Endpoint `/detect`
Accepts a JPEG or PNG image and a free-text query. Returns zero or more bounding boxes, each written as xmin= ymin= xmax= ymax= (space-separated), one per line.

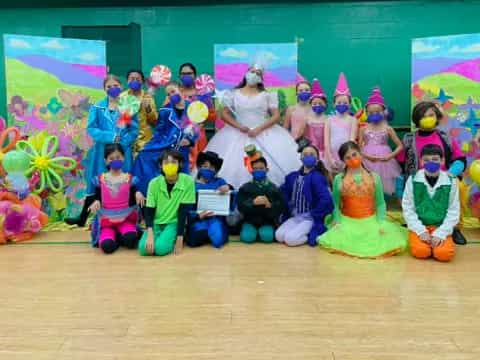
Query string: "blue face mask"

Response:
xmin=302 ymin=155 xmax=317 ymax=168
xmin=297 ymin=92 xmax=311 ymax=102
xmin=424 ymin=161 xmax=441 ymax=174
xmin=336 ymin=104 xmax=350 ymax=114
xmin=109 ymin=159 xmax=124 ymax=171
xmin=252 ymin=169 xmax=267 ymax=182
xmin=180 ymin=75 xmax=195 ymax=87
xmin=198 ymin=168 xmax=215 ymax=181
xmin=128 ymin=80 xmax=142 ymax=91
xmin=312 ymin=105 xmax=326 ymax=115
xmin=367 ymin=113 xmax=384 ymax=124
xmin=107 ymin=87 xmax=121 ymax=99
xmin=170 ymin=93 xmax=182 ymax=106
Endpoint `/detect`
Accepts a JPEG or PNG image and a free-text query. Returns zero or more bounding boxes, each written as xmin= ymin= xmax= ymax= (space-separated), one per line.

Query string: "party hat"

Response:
xmin=334 ymin=72 xmax=351 ymax=97
xmin=366 ymin=87 xmax=385 ymax=107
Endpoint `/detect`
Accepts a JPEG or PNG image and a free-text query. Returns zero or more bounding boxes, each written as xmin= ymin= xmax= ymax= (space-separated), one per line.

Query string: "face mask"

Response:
xmin=107 ymin=87 xmax=121 ymax=99
xmin=246 ymin=72 xmax=261 ymax=86
xmin=302 ymin=155 xmax=317 ymax=168
xmin=297 ymin=92 xmax=311 ymax=102
xmin=169 ymin=93 xmax=182 ymax=106
xmin=368 ymin=113 xmax=384 ymax=124
xmin=424 ymin=161 xmax=441 ymax=174
xmin=180 ymin=75 xmax=195 ymax=87
xmin=109 ymin=159 xmax=124 ymax=171
xmin=252 ymin=169 xmax=267 ymax=182
xmin=162 ymin=163 xmax=179 ymax=177
xmin=336 ymin=104 xmax=350 ymax=114
xmin=128 ymin=80 xmax=142 ymax=91
xmin=419 ymin=116 xmax=437 ymax=130
xmin=312 ymin=105 xmax=326 ymax=115
xmin=345 ymin=157 xmax=362 ymax=169
xmin=198 ymin=168 xmax=215 ymax=181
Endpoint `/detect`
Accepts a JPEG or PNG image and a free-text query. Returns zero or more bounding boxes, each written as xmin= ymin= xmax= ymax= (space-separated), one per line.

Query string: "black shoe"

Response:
xmin=452 ymin=228 xmax=467 ymax=245
xmin=64 ymin=217 xmax=87 ymax=227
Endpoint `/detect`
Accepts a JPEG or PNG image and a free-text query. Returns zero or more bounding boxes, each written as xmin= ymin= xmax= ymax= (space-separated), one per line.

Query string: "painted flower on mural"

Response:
xmin=47 ymin=97 xmax=63 ymax=114
xmin=8 ymin=96 xmax=28 ymax=117
xmin=57 ymin=89 xmax=90 ymax=122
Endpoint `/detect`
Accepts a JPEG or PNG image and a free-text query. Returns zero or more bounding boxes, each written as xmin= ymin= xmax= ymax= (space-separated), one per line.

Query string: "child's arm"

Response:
xmin=373 ymin=173 xmax=386 ymax=223
xmin=432 ymin=178 xmax=460 ymax=241
xmin=237 ymin=186 xmax=262 ymax=215
xmin=145 ymin=95 xmax=159 ymax=127
xmin=283 ymin=106 xmax=293 ymax=131
xmin=401 ymin=176 xmax=428 ymax=235
xmin=331 ymin=174 xmax=343 ymax=224
xmin=269 ymin=185 xmax=286 ymax=220
xmin=385 ymin=126 xmax=404 ymax=161
xmin=324 ymin=119 xmax=334 ymax=167
xmin=349 ymin=116 xmax=358 ymax=142
xmin=87 ymin=105 xmax=116 ymax=143
xmin=358 ymin=126 xmax=375 ymax=162
xmin=310 ymin=173 xmax=334 ymax=221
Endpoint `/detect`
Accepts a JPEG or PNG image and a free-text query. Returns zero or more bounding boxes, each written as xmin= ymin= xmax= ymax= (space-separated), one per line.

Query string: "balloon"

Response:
xmin=6 ymin=173 xmax=30 ymax=196
xmin=2 ymin=150 xmax=30 ymax=174
xmin=351 ymin=97 xmax=363 ymax=113
xmin=195 ymin=74 xmax=215 ymax=95
xmin=469 ymin=160 xmax=480 ymax=185
xmin=187 ymin=101 xmax=209 ymax=124
xmin=150 ymin=65 xmax=171 ymax=87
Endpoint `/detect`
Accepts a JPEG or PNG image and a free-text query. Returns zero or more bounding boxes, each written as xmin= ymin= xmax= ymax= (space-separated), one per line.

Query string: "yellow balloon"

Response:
xmin=469 ymin=160 xmax=480 ymax=185
xmin=187 ymin=101 xmax=209 ymax=124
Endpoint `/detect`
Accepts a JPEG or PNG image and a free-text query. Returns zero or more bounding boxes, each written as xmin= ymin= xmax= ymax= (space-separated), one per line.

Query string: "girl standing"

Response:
xmin=283 ymin=81 xmax=313 ymax=141
xmin=359 ymin=87 xmax=403 ymax=195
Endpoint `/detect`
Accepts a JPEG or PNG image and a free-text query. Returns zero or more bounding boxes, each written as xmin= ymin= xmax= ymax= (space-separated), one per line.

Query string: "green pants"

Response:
xmin=138 ymin=223 xmax=177 ymax=256
xmin=240 ymin=223 xmax=275 ymax=243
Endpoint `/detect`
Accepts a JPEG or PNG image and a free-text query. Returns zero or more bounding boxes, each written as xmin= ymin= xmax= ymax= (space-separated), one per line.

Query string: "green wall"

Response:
xmin=1 ymin=0 xmax=480 ymax=126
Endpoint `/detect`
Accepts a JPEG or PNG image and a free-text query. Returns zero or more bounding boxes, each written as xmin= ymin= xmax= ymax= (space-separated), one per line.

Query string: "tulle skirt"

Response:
xmin=206 ymin=125 xmax=301 ymax=189
xmin=362 ymin=144 xmax=402 ymax=195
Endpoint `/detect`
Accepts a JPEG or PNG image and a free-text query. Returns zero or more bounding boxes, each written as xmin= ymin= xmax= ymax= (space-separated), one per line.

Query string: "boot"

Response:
xmin=65 ymin=195 xmax=95 ymax=227
xmin=452 ymin=227 xmax=467 ymax=245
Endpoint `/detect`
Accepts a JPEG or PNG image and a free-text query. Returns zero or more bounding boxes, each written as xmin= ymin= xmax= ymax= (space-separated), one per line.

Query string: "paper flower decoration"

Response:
xmin=118 ymin=94 xmax=141 ymax=127
xmin=16 ymin=134 xmax=77 ymax=194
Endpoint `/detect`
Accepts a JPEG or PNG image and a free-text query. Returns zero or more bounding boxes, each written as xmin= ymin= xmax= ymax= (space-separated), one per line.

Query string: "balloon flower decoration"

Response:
xmin=118 ymin=94 xmax=141 ymax=127
xmin=0 ymin=127 xmax=22 ymax=177
xmin=2 ymin=150 xmax=31 ymax=199
xmin=147 ymin=64 xmax=172 ymax=95
xmin=16 ymin=134 xmax=77 ymax=194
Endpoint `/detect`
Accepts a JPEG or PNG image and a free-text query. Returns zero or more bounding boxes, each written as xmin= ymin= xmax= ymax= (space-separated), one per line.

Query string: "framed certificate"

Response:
xmin=197 ymin=190 xmax=231 ymax=216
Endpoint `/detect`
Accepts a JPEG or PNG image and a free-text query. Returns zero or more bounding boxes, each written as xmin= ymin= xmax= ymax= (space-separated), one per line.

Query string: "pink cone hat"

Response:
xmin=310 ymin=78 xmax=327 ymax=101
xmin=366 ymin=87 xmax=385 ymax=107
xmin=334 ymin=72 xmax=351 ymax=98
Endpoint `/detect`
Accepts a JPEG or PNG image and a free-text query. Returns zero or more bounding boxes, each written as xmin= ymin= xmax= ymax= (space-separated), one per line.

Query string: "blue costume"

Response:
xmin=187 ymin=177 xmax=231 ymax=249
xmin=133 ymin=103 xmax=197 ymax=196
xmin=84 ymin=98 xmax=139 ymax=196
xmin=279 ymin=169 xmax=333 ymax=246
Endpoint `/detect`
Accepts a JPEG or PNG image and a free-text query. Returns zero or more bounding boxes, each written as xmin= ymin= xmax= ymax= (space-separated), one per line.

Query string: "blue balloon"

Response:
xmin=6 ymin=172 xmax=30 ymax=195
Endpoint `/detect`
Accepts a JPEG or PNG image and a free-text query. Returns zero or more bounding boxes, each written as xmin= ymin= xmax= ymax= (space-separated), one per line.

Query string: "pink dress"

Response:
xmin=288 ymin=105 xmax=312 ymax=139
xmin=362 ymin=128 xmax=401 ymax=195
xmin=305 ymin=120 xmax=328 ymax=168
xmin=329 ymin=114 xmax=356 ymax=167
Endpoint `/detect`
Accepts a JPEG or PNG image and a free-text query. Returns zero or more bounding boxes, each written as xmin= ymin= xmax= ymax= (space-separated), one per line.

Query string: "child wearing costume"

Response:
xmin=359 ymin=87 xmax=403 ymax=195
xmin=325 ymin=73 xmax=358 ymax=173
xmin=65 ymin=75 xmax=139 ymax=227
xmin=283 ymin=80 xmax=313 ymax=141
xmin=317 ymin=141 xmax=406 ymax=258
xmin=139 ymin=149 xmax=196 ymax=256
xmin=237 ymin=154 xmax=285 ymax=244
xmin=187 ymin=151 xmax=231 ymax=249
xmin=133 ymin=81 xmax=196 ymax=197
xmin=398 ymin=101 xmax=467 ymax=245
xmin=276 ymin=145 xmax=333 ymax=247
xmin=89 ymin=144 xmax=145 ymax=254
xmin=402 ymin=144 xmax=459 ymax=262
xmin=304 ymin=79 xmax=329 ymax=167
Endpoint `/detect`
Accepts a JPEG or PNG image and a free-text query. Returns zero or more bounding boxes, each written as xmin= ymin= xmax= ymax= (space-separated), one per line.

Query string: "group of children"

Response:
xmin=67 ymin=66 xmax=465 ymax=262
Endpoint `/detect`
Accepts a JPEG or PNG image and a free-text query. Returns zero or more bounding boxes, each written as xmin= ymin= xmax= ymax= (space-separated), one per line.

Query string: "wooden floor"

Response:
xmin=1 ymin=229 xmax=480 ymax=360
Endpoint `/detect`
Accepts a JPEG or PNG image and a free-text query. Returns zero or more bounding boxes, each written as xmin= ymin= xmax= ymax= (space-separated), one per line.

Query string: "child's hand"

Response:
xmin=135 ymin=192 xmax=146 ymax=207
xmin=199 ymin=210 xmax=215 ymax=219
xmin=247 ymin=127 xmax=262 ymax=138
xmin=174 ymin=235 xmax=184 ymax=255
xmin=431 ymin=236 xmax=444 ymax=248
xmin=217 ymin=185 xmax=230 ymax=194
xmin=419 ymin=232 xmax=431 ymax=243
xmin=264 ymin=198 xmax=272 ymax=208
xmin=179 ymin=139 xmax=190 ymax=147
xmin=145 ymin=229 xmax=155 ymax=255
xmin=88 ymin=200 xmax=101 ymax=214
xmin=239 ymin=125 xmax=250 ymax=134
xmin=253 ymin=196 xmax=266 ymax=206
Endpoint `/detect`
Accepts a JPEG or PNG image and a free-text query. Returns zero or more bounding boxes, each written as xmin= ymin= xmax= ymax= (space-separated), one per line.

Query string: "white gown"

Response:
xmin=207 ymin=89 xmax=301 ymax=189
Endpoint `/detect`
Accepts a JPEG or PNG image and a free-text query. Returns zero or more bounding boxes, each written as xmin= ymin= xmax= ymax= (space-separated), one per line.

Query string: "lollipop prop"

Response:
xmin=118 ymin=94 xmax=141 ymax=127
xmin=148 ymin=65 xmax=172 ymax=95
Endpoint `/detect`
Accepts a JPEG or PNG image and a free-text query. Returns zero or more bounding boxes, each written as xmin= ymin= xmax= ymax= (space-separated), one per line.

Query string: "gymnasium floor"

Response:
xmin=1 ymin=227 xmax=480 ymax=360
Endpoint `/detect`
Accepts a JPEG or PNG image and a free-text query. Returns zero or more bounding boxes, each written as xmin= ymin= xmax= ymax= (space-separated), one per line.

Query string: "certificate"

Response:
xmin=197 ymin=190 xmax=231 ymax=216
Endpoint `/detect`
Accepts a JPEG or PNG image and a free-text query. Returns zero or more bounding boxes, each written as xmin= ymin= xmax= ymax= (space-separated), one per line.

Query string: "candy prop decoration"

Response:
xmin=469 ymin=159 xmax=480 ymax=185
xmin=16 ymin=134 xmax=77 ymax=194
xmin=118 ymin=94 xmax=140 ymax=127
xmin=187 ymin=101 xmax=209 ymax=124
xmin=150 ymin=65 xmax=172 ymax=87
xmin=195 ymin=74 xmax=215 ymax=95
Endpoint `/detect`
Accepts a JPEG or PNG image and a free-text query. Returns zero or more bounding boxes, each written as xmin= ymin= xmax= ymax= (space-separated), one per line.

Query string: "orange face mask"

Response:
xmin=345 ymin=157 xmax=362 ymax=169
